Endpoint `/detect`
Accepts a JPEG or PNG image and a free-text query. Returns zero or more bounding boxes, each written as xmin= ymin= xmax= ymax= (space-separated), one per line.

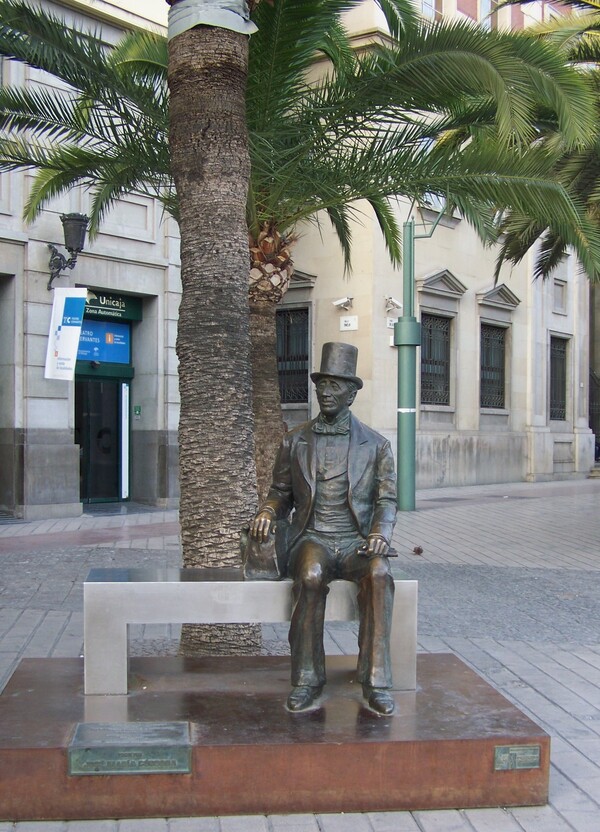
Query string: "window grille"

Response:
xmin=421 ymin=314 xmax=451 ymax=405
xmin=480 ymin=324 xmax=505 ymax=408
xmin=276 ymin=308 xmax=309 ymax=404
xmin=550 ymin=337 xmax=567 ymax=420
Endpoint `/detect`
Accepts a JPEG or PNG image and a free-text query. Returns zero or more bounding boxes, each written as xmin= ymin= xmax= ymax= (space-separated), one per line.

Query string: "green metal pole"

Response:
xmin=394 ymin=219 xmax=420 ymax=511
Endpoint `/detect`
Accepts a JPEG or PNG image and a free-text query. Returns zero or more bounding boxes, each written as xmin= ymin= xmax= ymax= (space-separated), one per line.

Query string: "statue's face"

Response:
xmin=315 ymin=376 xmax=357 ymax=419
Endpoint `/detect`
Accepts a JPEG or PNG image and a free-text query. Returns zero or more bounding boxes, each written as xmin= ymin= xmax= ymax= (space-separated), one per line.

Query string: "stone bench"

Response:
xmin=83 ymin=566 xmax=418 ymax=695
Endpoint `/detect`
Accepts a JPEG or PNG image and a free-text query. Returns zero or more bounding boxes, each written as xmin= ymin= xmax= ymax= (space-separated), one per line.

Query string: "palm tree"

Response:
xmin=245 ymin=0 xmax=600 ymax=491
xmin=1 ymin=0 xmax=600 ymax=549
xmin=166 ymin=1 xmax=261 ymax=653
xmin=480 ymin=0 xmax=600 ymax=279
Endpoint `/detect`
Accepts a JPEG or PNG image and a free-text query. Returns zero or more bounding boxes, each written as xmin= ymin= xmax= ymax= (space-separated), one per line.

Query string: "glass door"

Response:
xmin=75 ymin=379 xmax=130 ymax=502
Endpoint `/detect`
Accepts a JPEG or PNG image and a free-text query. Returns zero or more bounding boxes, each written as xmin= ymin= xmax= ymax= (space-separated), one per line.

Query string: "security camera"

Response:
xmin=332 ymin=296 xmax=353 ymax=310
xmin=385 ymin=296 xmax=403 ymax=313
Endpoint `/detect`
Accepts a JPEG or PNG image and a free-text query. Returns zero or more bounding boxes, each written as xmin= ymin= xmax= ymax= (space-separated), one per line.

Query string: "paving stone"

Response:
xmin=0 ymin=607 xmax=22 ymax=635
xmin=219 ymin=817 xmax=268 ymax=832
xmin=327 ymin=622 xmax=360 ymax=654
xmin=411 ymin=809 xmax=472 ymax=831
xmin=549 ymin=767 xmax=600 ymax=816
xmin=575 ymin=737 xmax=600 ymax=765
xmin=2 ymin=608 xmax=45 ymax=650
xmin=415 ymin=635 xmax=447 ymax=653
xmin=551 ymin=737 xmax=600 ymax=791
xmin=22 ymin=611 xmax=71 ymax=657
xmin=118 ymin=821 xmax=167 ymax=832
xmin=548 ymin=810 xmax=600 ymax=832
xmin=317 ymin=814 xmax=372 ymax=832
xmin=510 ymin=804 xmax=575 ymax=831
xmin=323 ymin=630 xmax=344 ymax=654
xmin=167 ymin=820 xmax=219 ymax=832
xmin=51 ymin=612 xmax=85 ymax=657
xmin=462 ymin=807 xmax=523 ymax=831
xmin=367 ymin=812 xmax=420 ymax=831
xmin=537 ymin=643 xmax=600 ymax=685
xmin=0 ymin=652 xmax=18 ymax=692
xmin=269 ymin=815 xmax=320 ymax=831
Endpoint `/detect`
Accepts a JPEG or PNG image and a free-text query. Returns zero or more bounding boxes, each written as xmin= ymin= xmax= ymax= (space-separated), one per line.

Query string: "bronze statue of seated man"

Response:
xmin=250 ymin=342 xmax=397 ymax=714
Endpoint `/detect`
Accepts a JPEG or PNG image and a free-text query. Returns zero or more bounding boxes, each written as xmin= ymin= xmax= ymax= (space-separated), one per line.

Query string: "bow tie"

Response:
xmin=312 ymin=415 xmax=350 ymax=435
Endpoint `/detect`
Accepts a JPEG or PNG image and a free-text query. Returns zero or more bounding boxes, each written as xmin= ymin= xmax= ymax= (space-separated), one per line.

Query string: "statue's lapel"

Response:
xmin=348 ymin=414 xmax=370 ymax=489
xmin=297 ymin=420 xmax=317 ymax=486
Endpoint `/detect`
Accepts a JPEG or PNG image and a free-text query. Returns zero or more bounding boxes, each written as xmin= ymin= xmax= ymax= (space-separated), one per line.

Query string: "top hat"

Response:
xmin=310 ymin=342 xmax=363 ymax=389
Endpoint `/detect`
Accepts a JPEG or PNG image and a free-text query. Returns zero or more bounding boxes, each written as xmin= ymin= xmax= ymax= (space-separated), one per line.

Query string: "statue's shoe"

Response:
xmin=363 ymin=686 xmax=395 ymax=715
xmin=286 ymin=685 xmax=323 ymax=712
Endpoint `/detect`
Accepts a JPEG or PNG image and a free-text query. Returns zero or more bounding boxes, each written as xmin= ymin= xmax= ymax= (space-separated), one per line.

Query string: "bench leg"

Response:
xmin=84 ymin=597 xmax=128 ymax=695
xmin=390 ymin=581 xmax=417 ymax=690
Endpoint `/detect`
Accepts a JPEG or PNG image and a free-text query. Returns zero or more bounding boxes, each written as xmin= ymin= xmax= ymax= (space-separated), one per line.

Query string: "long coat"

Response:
xmin=262 ymin=413 xmax=397 ymax=555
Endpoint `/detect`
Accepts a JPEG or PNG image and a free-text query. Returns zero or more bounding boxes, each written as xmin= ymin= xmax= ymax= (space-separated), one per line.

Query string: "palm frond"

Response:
xmin=368 ymin=195 xmax=402 ymax=266
xmin=0 ymin=86 xmax=84 ymax=144
xmin=497 ymin=0 xmax=600 ymax=11
xmin=494 ymin=209 xmax=600 ymax=283
xmin=0 ymin=0 xmax=168 ymax=126
xmin=277 ymin=18 xmax=595 ymax=152
xmin=107 ymin=30 xmax=169 ymax=114
xmin=374 ymin=0 xmax=420 ymax=38
xmin=248 ymin=0 xmax=360 ymax=128
xmin=109 ymin=29 xmax=168 ymax=79
xmin=325 ymin=204 xmax=353 ymax=273
xmin=23 ymin=155 xmax=98 ymax=223
xmin=568 ymin=29 xmax=600 ymax=64
xmin=0 ymin=135 xmax=71 ymax=174
xmin=1 ymin=0 xmax=600 ymax=284
xmin=0 ymin=0 xmax=107 ymax=88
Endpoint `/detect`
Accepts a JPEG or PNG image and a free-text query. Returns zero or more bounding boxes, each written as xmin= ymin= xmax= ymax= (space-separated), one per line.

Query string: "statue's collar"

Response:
xmin=312 ymin=411 xmax=350 ymax=435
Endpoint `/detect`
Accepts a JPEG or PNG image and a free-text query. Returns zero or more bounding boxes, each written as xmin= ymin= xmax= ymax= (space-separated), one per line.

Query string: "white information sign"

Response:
xmin=44 ymin=288 xmax=88 ymax=381
xmin=339 ymin=315 xmax=358 ymax=332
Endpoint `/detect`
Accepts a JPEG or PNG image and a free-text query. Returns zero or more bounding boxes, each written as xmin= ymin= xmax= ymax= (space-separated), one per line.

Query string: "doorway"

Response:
xmin=75 ymin=378 xmax=130 ymax=502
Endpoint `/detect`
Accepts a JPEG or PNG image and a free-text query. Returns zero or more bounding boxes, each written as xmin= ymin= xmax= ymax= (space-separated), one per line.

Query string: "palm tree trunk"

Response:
xmin=250 ymin=300 xmax=286 ymax=502
xmin=168 ymin=9 xmax=260 ymax=654
xmin=248 ymin=225 xmax=295 ymax=500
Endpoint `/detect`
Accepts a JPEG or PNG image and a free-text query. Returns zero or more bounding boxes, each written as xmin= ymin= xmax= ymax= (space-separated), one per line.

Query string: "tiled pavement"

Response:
xmin=0 ymin=478 xmax=599 ymax=831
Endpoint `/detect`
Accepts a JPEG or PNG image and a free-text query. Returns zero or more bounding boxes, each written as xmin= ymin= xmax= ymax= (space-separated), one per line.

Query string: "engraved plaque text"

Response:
xmin=494 ymin=744 xmax=541 ymax=771
xmin=69 ymin=722 xmax=191 ymax=776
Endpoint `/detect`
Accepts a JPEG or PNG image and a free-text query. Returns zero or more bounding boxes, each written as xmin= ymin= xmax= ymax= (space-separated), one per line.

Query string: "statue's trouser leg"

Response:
xmin=288 ymin=540 xmax=331 ymax=687
xmin=342 ymin=554 xmax=395 ymax=689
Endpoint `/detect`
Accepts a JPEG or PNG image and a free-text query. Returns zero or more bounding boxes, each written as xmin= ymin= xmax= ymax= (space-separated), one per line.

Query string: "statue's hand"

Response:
xmin=249 ymin=509 xmax=275 ymax=543
xmin=366 ymin=535 xmax=389 ymax=556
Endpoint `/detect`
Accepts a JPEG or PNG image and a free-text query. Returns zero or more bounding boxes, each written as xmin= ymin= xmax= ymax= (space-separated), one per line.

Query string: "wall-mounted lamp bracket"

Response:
xmin=47 ymin=213 xmax=89 ymax=290
xmin=47 ymin=243 xmax=77 ymax=290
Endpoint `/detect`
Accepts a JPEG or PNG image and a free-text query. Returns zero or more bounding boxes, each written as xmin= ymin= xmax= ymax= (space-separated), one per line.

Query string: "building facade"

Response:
xmin=0 ymin=0 xmax=595 ymax=520
xmin=283 ymin=196 xmax=594 ymax=488
xmin=278 ymin=1 xmax=596 ymax=488
xmin=0 ymin=0 xmax=181 ymax=519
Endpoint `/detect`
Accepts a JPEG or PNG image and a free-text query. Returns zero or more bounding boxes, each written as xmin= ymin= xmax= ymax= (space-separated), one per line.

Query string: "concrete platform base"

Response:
xmin=0 ymin=653 xmax=549 ymax=820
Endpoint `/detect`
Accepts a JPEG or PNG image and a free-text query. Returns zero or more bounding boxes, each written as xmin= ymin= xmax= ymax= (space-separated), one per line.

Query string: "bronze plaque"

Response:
xmin=494 ymin=744 xmax=541 ymax=771
xmin=69 ymin=722 xmax=191 ymax=775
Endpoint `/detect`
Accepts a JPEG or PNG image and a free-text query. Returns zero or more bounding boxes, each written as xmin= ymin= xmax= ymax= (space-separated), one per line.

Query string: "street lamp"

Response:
xmin=47 ymin=213 xmax=89 ymax=291
xmin=394 ymin=211 xmax=444 ymax=511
